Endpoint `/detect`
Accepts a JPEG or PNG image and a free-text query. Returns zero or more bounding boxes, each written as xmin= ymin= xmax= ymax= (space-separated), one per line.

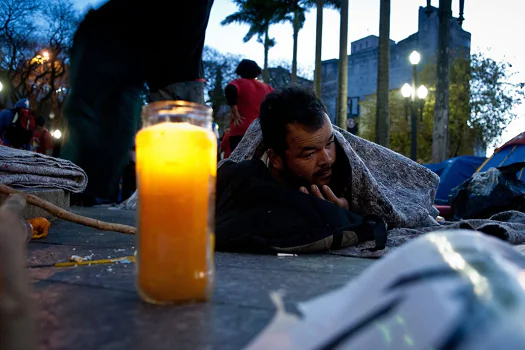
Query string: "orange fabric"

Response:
xmin=29 ymin=217 xmax=51 ymax=239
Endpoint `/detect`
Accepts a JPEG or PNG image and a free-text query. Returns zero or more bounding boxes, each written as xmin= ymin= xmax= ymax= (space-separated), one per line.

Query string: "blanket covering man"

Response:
xmin=215 ymin=87 xmax=439 ymax=254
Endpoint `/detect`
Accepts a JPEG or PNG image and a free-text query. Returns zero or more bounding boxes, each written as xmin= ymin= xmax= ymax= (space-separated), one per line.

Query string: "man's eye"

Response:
xmin=303 ymin=152 xmax=315 ymax=158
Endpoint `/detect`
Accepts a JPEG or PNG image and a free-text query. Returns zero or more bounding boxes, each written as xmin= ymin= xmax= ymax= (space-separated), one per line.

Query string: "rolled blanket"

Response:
xmin=0 ymin=146 xmax=88 ymax=193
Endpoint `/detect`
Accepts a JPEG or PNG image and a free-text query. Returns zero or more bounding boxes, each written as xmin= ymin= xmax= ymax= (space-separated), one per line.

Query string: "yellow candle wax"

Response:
xmin=135 ymin=122 xmax=217 ymax=304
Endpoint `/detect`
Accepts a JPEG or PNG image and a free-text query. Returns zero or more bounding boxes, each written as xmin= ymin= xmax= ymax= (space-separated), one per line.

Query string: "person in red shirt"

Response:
xmin=31 ymin=116 xmax=53 ymax=156
xmin=225 ymin=59 xmax=273 ymax=153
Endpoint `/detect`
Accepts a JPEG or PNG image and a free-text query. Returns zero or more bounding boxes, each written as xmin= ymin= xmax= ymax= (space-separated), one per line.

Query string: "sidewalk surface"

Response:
xmin=28 ymin=207 xmax=374 ymax=350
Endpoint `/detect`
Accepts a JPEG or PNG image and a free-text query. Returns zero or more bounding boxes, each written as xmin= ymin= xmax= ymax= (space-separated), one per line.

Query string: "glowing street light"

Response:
xmin=401 ymin=83 xmax=413 ymax=98
xmin=32 ymin=50 xmax=50 ymax=65
xmin=417 ymin=85 xmax=429 ymax=99
xmin=52 ymin=130 xmax=62 ymax=139
xmin=409 ymin=50 xmax=421 ymax=65
xmin=0 ymin=81 xmax=3 ymax=92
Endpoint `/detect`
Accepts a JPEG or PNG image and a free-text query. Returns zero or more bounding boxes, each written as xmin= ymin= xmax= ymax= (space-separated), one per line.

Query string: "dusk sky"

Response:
xmin=72 ymin=0 xmax=525 ymax=152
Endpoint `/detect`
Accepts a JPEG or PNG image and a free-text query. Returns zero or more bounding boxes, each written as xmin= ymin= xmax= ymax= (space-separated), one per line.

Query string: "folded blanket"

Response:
xmin=221 ymin=119 xmax=440 ymax=229
xmin=332 ymin=210 xmax=525 ymax=258
xmin=0 ymin=146 xmax=88 ymax=193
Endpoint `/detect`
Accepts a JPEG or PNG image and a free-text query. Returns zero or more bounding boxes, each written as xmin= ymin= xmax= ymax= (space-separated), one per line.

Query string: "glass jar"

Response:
xmin=135 ymin=101 xmax=216 ymax=304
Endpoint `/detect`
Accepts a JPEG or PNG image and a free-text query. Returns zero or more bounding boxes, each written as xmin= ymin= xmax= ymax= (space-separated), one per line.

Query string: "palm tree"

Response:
xmin=335 ymin=0 xmax=348 ymax=129
xmin=313 ymin=0 xmax=340 ymax=97
xmin=221 ymin=0 xmax=288 ymax=83
xmin=289 ymin=1 xmax=307 ymax=84
xmin=375 ymin=0 xmax=391 ymax=147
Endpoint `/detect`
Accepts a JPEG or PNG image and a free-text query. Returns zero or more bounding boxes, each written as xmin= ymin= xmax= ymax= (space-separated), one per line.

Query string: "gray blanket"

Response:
xmin=222 ymin=119 xmax=440 ymax=228
xmin=224 ymin=120 xmax=525 ymax=257
xmin=0 ymin=146 xmax=88 ymax=193
xmin=331 ymin=210 xmax=525 ymax=258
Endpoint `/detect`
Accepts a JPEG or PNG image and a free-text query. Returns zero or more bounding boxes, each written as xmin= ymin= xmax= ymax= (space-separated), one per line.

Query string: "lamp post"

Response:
xmin=409 ymin=51 xmax=420 ymax=161
xmin=401 ymin=52 xmax=428 ymax=162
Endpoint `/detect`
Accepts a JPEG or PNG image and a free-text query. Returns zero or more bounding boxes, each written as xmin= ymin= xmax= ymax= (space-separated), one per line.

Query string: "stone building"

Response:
xmin=267 ymin=66 xmax=313 ymax=90
xmin=321 ymin=5 xmax=471 ymax=123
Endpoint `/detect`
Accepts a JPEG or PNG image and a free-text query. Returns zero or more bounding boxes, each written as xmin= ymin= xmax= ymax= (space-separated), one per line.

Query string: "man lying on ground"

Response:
xmin=215 ymin=86 xmax=407 ymax=253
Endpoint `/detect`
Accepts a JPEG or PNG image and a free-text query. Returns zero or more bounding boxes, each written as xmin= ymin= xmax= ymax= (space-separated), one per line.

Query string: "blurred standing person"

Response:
xmin=225 ymin=59 xmax=273 ymax=153
xmin=30 ymin=116 xmax=53 ymax=155
xmin=62 ymin=0 xmax=214 ymax=202
xmin=0 ymin=98 xmax=35 ymax=150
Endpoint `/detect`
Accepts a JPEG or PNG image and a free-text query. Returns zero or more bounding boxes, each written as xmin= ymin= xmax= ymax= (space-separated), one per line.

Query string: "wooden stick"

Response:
xmin=0 ymin=185 xmax=136 ymax=235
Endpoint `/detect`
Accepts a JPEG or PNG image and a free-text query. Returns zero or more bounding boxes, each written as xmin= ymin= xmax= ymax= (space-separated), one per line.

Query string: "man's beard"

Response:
xmin=278 ymin=161 xmax=332 ymax=189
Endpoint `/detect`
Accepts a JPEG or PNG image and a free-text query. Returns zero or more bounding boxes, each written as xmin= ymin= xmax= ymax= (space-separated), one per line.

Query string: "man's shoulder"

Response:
xmin=219 ymin=159 xmax=268 ymax=173
xmin=217 ymin=159 xmax=272 ymax=200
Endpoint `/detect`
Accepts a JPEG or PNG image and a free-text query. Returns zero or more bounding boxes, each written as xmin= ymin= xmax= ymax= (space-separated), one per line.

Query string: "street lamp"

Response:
xmin=401 ymin=83 xmax=412 ymax=99
xmin=52 ymin=130 xmax=62 ymax=139
xmin=410 ymin=50 xmax=421 ymax=161
xmin=0 ymin=81 xmax=3 ymax=92
xmin=400 ymin=51 xmax=428 ymax=161
xmin=32 ymin=50 xmax=50 ymax=65
xmin=409 ymin=51 xmax=421 ymax=65
xmin=417 ymin=85 xmax=428 ymax=99
xmin=401 ymin=82 xmax=428 ymax=161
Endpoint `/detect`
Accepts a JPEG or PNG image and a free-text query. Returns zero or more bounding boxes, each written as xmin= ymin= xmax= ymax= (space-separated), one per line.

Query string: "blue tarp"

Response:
xmin=477 ymin=144 xmax=525 ymax=182
xmin=424 ymin=156 xmax=487 ymax=205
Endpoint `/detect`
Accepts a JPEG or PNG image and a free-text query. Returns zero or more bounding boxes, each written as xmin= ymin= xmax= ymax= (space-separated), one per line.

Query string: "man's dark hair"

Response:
xmin=235 ymin=59 xmax=262 ymax=79
xmin=259 ymin=85 xmax=328 ymax=155
xmin=36 ymin=116 xmax=46 ymax=127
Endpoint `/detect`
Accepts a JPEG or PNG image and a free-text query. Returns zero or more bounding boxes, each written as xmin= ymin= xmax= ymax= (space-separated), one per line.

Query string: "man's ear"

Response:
xmin=267 ymin=149 xmax=284 ymax=171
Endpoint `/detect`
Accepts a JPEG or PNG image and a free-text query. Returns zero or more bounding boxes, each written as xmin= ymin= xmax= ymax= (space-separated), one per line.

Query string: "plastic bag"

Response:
xmin=449 ymin=162 xmax=525 ymax=219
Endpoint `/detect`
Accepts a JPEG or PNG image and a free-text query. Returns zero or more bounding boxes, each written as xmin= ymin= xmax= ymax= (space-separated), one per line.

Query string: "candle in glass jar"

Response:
xmin=136 ymin=121 xmax=217 ymax=304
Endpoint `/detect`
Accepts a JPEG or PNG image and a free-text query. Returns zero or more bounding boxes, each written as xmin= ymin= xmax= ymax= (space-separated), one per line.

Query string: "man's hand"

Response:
xmin=299 ymin=184 xmax=349 ymax=210
xmin=230 ymin=105 xmax=244 ymax=127
xmin=231 ymin=115 xmax=244 ymax=127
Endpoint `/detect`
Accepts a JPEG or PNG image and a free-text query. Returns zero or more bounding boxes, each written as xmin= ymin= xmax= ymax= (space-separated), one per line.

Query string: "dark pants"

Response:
xmin=121 ymin=161 xmax=137 ymax=202
xmin=229 ymin=136 xmax=244 ymax=154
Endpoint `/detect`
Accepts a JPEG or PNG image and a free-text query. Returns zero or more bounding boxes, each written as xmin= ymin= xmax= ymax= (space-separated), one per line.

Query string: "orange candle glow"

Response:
xmin=135 ymin=102 xmax=216 ymax=304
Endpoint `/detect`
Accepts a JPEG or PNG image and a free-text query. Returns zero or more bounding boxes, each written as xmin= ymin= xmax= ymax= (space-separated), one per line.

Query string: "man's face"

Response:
xmin=271 ymin=114 xmax=336 ymax=188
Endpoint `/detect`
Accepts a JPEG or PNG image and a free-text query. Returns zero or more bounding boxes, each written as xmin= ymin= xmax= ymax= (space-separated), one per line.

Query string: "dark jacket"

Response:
xmin=215 ymin=159 xmax=387 ymax=254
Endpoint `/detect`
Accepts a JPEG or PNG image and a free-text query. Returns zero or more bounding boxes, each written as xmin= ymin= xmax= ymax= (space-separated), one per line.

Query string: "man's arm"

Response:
xmin=229 ymin=105 xmax=244 ymax=127
xmin=225 ymin=84 xmax=243 ymax=126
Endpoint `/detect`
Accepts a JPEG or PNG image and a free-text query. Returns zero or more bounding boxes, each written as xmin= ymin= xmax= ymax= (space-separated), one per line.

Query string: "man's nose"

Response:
xmin=318 ymin=149 xmax=332 ymax=166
